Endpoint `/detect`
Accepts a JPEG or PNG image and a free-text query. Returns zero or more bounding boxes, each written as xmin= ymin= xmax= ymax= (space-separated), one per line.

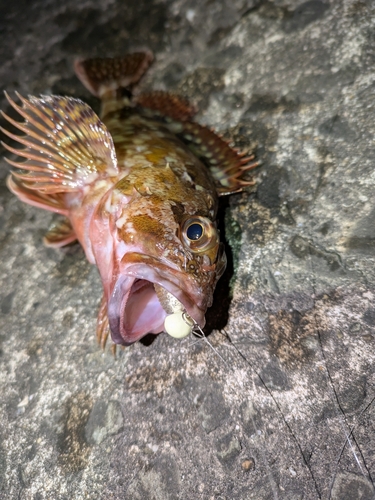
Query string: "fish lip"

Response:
xmin=107 ymin=252 xmax=206 ymax=345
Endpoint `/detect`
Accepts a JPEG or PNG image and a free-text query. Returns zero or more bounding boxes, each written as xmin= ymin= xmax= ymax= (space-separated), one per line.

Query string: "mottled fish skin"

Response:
xmin=1 ymin=52 xmax=258 ymax=346
xmin=74 ymin=108 xmax=224 ymax=344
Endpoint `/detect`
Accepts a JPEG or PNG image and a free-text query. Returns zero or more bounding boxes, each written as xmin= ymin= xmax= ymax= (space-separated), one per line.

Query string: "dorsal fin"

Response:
xmin=135 ymin=91 xmax=197 ymax=122
xmin=165 ymin=119 xmax=259 ymax=195
xmin=128 ymin=89 xmax=258 ymax=194
xmin=74 ymin=52 xmax=154 ymax=98
xmin=1 ymin=92 xmax=118 ymax=195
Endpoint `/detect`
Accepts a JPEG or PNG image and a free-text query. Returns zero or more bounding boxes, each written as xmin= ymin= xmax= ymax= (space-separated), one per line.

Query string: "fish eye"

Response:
xmin=186 ymin=223 xmax=203 ymax=241
xmin=181 ymin=216 xmax=219 ymax=253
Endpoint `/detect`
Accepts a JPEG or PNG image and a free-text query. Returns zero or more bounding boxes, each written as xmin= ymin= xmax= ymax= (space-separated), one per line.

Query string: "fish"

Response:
xmin=1 ymin=52 xmax=257 ymax=346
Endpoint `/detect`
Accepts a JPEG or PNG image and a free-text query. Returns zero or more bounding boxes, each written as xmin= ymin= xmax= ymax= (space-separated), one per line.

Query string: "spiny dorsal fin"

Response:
xmin=74 ymin=52 xmax=154 ymax=98
xmin=165 ymin=119 xmax=259 ymax=195
xmin=134 ymin=89 xmax=258 ymax=194
xmin=136 ymin=91 xmax=197 ymax=122
xmin=1 ymin=92 xmax=118 ymax=194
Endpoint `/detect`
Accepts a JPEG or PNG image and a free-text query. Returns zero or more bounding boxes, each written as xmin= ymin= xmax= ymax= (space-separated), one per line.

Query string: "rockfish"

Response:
xmin=1 ymin=52 xmax=257 ymax=346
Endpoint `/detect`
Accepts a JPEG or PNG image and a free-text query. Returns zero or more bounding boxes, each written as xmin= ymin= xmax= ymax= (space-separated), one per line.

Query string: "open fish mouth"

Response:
xmin=107 ymin=253 xmax=206 ymax=345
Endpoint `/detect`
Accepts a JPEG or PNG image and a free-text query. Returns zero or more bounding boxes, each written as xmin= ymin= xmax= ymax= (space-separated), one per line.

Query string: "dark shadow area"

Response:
xmin=204 ymin=196 xmax=233 ymax=335
xmin=139 ymin=333 xmax=157 ymax=346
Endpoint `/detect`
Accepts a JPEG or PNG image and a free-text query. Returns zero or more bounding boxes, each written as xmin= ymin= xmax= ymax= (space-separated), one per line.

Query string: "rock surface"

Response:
xmin=1 ymin=1 xmax=375 ymax=499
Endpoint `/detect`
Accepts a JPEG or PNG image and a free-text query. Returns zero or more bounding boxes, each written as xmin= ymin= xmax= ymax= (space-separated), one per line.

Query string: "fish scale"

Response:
xmin=1 ymin=51 xmax=258 ymax=347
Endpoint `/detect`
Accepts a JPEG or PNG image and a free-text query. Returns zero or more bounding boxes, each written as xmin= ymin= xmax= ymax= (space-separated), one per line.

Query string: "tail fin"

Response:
xmin=74 ymin=52 xmax=154 ymax=98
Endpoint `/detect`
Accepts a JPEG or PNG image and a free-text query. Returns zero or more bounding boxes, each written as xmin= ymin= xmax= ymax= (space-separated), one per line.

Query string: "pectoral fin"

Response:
xmin=97 ymin=294 xmax=110 ymax=350
xmin=7 ymin=176 xmax=68 ymax=214
xmin=1 ymin=93 xmax=118 ymax=197
xmin=43 ymin=218 xmax=77 ymax=248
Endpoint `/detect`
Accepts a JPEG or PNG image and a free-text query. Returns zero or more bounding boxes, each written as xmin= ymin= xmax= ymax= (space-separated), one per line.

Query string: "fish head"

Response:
xmin=90 ymin=184 xmax=226 ymax=345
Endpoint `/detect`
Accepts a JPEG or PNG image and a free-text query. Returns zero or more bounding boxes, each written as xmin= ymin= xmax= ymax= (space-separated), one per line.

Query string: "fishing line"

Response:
xmin=186 ymin=314 xmax=325 ymax=499
xmin=185 ymin=318 xmax=291 ymax=500
xmin=304 ymin=237 xmax=375 ymax=495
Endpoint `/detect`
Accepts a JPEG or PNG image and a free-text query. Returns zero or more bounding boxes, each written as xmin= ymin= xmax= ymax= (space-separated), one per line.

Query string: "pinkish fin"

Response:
xmin=7 ymin=176 xmax=68 ymax=215
xmin=97 ymin=294 xmax=110 ymax=350
xmin=43 ymin=218 xmax=77 ymax=248
xmin=1 ymin=92 xmax=118 ymax=195
xmin=136 ymin=91 xmax=197 ymax=122
xmin=74 ymin=52 xmax=154 ymax=98
xmin=166 ymin=120 xmax=259 ymax=195
xmin=96 ymin=296 xmax=123 ymax=356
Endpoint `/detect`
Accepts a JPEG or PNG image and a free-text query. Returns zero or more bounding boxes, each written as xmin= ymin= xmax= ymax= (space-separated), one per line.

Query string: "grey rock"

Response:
xmin=85 ymin=400 xmax=123 ymax=445
xmin=331 ymin=472 xmax=375 ymax=500
xmin=178 ymin=378 xmax=231 ymax=433
xmin=1 ymin=0 xmax=375 ymax=499
xmin=126 ymin=454 xmax=181 ymax=500
xmin=258 ymin=360 xmax=291 ymax=391
xmin=215 ymin=433 xmax=242 ymax=465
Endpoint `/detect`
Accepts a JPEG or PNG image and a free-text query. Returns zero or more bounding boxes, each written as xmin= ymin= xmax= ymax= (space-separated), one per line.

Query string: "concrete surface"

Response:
xmin=1 ymin=0 xmax=375 ymax=499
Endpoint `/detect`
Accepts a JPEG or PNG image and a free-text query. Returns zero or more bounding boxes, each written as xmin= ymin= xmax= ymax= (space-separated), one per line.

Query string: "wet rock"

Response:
xmin=57 ymin=392 xmax=93 ymax=473
xmin=1 ymin=291 xmax=15 ymax=315
xmin=177 ymin=67 xmax=226 ymax=110
xmin=282 ymin=1 xmax=330 ymax=33
xmin=180 ymin=378 xmax=230 ymax=433
xmin=126 ymin=454 xmax=181 ymax=500
xmin=85 ymin=399 xmax=123 ymax=445
xmin=258 ymin=361 xmax=290 ymax=391
xmin=331 ymin=472 xmax=375 ymax=500
xmin=215 ymin=433 xmax=241 ymax=465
